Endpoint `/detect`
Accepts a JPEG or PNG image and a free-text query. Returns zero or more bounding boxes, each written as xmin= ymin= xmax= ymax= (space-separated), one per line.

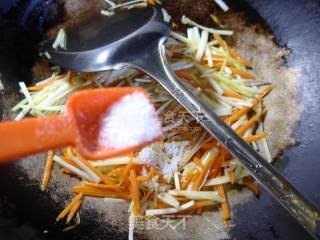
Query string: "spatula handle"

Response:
xmin=0 ymin=115 xmax=75 ymax=162
xmin=132 ymin=39 xmax=320 ymax=239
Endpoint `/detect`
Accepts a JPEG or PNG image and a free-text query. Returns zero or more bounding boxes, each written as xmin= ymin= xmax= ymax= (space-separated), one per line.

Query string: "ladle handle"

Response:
xmin=133 ymin=39 xmax=320 ymax=239
xmin=0 ymin=115 xmax=75 ymax=162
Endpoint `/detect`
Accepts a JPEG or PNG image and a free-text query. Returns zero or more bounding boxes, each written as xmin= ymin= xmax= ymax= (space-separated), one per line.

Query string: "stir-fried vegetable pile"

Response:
xmin=12 ymin=0 xmax=273 ymax=238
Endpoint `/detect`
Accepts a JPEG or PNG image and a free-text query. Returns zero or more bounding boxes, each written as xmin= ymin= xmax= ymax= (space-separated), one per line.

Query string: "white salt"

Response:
xmin=138 ymin=141 xmax=190 ymax=179
xmin=98 ymin=91 xmax=162 ymax=149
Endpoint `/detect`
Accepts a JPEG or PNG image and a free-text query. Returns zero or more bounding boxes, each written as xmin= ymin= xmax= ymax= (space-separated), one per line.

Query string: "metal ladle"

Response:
xmin=48 ymin=6 xmax=320 ymax=239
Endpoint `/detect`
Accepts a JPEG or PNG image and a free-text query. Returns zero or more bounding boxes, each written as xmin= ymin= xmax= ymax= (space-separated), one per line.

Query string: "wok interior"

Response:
xmin=2 ymin=0 xmax=317 ymax=240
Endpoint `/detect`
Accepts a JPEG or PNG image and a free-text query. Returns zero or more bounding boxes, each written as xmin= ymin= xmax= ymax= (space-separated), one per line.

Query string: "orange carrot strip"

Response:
xmin=201 ymin=141 xmax=217 ymax=150
xmin=137 ymin=175 xmax=152 ymax=183
xmin=251 ymin=86 xmax=273 ymax=109
xmin=72 ymin=149 xmax=115 ymax=185
xmin=61 ymin=168 xmax=75 ymax=175
xmin=193 ymin=200 xmax=216 ymax=209
xmin=229 ymin=86 xmax=272 ymax=124
xmin=147 ymin=0 xmax=156 ymax=5
xmin=181 ymin=169 xmax=199 ymax=189
xmin=56 ymin=193 xmax=83 ymax=221
xmin=157 ymin=201 xmax=172 ymax=209
xmin=179 ymin=200 xmax=216 ymax=214
xmin=27 ymin=75 xmax=63 ymax=91
xmin=193 ymin=156 xmax=204 ymax=170
xmin=222 ymin=91 xmax=245 ymax=99
xmin=216 ymin=185 xmax=230 ymax=221
xmin=60 ymin=148 xmax=79 ymax=168
xmin=72 ymin=185 xmax=131 ymax=200
xmin=229 ymin=49 xmax=252 ymax=68
xmin=62 ymin=147 xmax=73 ymax=161
xmin=129 ymin=169 xmax=141 ymax=216
xmin=210 ymin=150 xmax=225 ymax=178
xmin=229 ymin=107 xmax=250 ymax=125
xmin=41 ymin=150 xmax=55 ymax=191
xmin=244 ymin=132 xmax=271 ymax=144
xmin=83 ymin=182 xmax=125 ymax=192
xmin=175 ymin=71 xmax=193 ymax=81
xmin=229 ymin=67 xmax=255 ymax=80
xmin=213 ymin=61 xmax=225 ymax=68
xmin=193 ymin=151 xmax=218 ymax=190
xmin=243 ymin=177 xmax=260 ymax=196
xmin=236 ymin=109 xmax=267 ymax=136
xmin=213 ymin=33 xmax=228 ymax=51
xmin=175 ymin=196 xmax=189 ymax=202
xmin=67 ymin=71 xmax=77 ymax=85
xmin=66 ymin=199 xmax=82 ymax=224
xmin=119 ymin=158 xmax=133 ymax=186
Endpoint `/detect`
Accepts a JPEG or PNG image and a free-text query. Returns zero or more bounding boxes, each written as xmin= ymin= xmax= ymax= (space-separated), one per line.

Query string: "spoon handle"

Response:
xmin=0 ymin=115 xmax=75 ymax=162
xmin=134 ymin=39 xmax=320 ymax=239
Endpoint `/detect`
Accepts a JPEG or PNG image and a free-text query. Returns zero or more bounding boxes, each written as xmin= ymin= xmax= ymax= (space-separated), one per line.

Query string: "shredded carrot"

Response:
xmin=236 ymin=109 xmax=268 ymax=136
xmin=193 ymin=200 xmax=216 ymax=209
xmin=213 ymin=61 xmax=225 ymax=68
xmin=222 ymin=90 xmax=245 ymax=99
xmin=66 ymin=199 xmax=82 ymax=224
xmin=157 ymin=201 xmax=172 ymax=209
xmin=41 ymin=150 xmax=55 ymax=191
xmin=175 ymin=71 xmax=193 ymax=81
xmin=201 ymin=140 xmax=217 ymax=150
xmin=60 ymin=148 xmax=79 ymax=168
xmin=147 ymin=0 xmax=156 ymax=5
xmin=175 ymin=71 xmax=198 ymax=87
xmin=193 ymin=156 xmax=204 ymax=170
xmin=129 ymin=168 xmax=141 ymax=216
xmin=61 ymin=168 xmax=76 ymax=175
xmin=245 ymin=132 xmax=271 ymax=144
xmin=56 ymin=193 xmax=83 ymax=221
xmin=108 ymin=168 xmax=122 ymax=178
xmin=229 ymin=67 xmax=255 ymax=80
xmin=193 ymin=151 xmax=218 ymax=190
xmin=209 ymin=150 xmax=225 ymax=178
xmin=67 ymin=71 xmax=77 ymax=85
xmin=149 ymin=166 xmax=162 ymax=178
xmin=179 ymin=200 xmax=216 ymax=214
xmin=119 ymin=158 xmax=133 ymax=186
xmin=83 ymin=182 xmax=125 ymax=192
xmin=62 ymin=147 xmax=73 ymax=160
xmin=229 ymin=49 xmax=252 ymax=68
xmin=254 ymin=86 xmax=273 ymax=106
xmin=181 ymin=176 xmax=193 ymax=190
xmin=213 ymin=33 xmax=228 ymax=51
xmin=137 ymin=175 xmax=152 ymax=183
xmin=216 ymin=185 xmax=230 ymax=221
xmin=72 ymin=185 xmax=131 ymax=200
xmin=72 ymin=149 xmax=115 ymax=185
xmin=229 ymin=107 xmax=250 ymax=124
xmin=175 ymin=196 xmax=189 ymax=202
xmin=27 ymin=75 xmax=63 ymax=91
xmin=243 ymin=177 xmax=260 ymax=196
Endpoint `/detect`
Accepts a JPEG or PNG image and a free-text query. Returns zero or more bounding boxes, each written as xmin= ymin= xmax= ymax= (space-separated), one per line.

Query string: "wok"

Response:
xmin=0 ymin=0 xmax=319 ymax=239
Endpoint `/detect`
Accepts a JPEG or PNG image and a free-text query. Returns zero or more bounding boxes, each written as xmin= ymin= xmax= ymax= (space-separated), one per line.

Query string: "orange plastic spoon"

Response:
xmin=0 ymin=87 xmax=162 ymax=163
